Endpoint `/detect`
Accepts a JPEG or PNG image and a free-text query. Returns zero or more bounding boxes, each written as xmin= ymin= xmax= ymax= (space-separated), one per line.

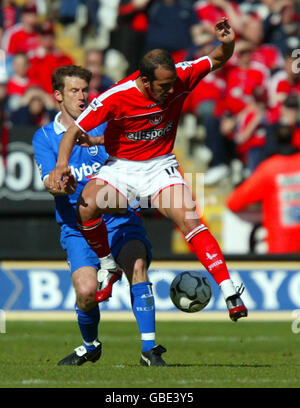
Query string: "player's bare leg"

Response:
xmin=72 ymin=266 xmax=98 ymax=311
xmin=152 ymin=184 xmax=248 ymax=321
xmin=76 ymin=179 xmax=127 ymax=302
xmin=58 ymin=266 xmax=102 ymax=365
xmin=116 ymin=239 xmax=149 ymax=285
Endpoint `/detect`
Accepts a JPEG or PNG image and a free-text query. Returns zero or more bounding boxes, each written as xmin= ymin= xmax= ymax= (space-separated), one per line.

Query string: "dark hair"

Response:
xmin=52 ymin=65 xmax=92 ymax=93
xmin=274 ymin=123 xmax=293 ymax=145
xmin=138 ymin=49 xmax=176 ymax=82
xmin=283 ymin=93 xmax=298 ymax=109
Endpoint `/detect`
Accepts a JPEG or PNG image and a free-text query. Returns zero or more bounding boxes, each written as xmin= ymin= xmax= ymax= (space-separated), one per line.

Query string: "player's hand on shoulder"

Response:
xmin=75 ymin=132 xmax=93 ymax=147
xmin=75 ymin=133 xmax=104 ymax=147
xmin=215 ymin=17 xmax=235 ymax=44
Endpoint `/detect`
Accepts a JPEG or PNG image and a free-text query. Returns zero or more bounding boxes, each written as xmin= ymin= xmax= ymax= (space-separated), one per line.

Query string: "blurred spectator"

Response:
xmin=264 ymin=93 xmax=300 ymax=157
xmin=1 ymin=3 xmax=40 ymax=56
xmin=182 ymin=32 xmax=223 ymax=118
xmin=203 ymin=39 xmax=268 ymax=184
xmin=7 ymin=52 xmax=36 ymax=111
xmin=281 ymin=94 xmax=300 ymax=149
xmin=27 ymin=20 xmax=74 ymax=95
xmin=238 ymin=8 xmax=285 ymax=74
xmin=57 ymin=0 xmax=80 ymax=25
xmin=84 ymin=49 xmax=114 ymax=101
xmin=10 ymin=86 xmax=57 ymax=127
xmin=0 ymin=0 xmax=21 ymax=44
xmin=80 ymin=0 xmax=100 ymax=45
xmin=56 ymin=0 xmax=103 ymax=47
xmin=0 ymin=70 xmax=8 ymax=110
xmin=237 ymin=7 xmax=264 ymax=46
xmin=195 ymin=1 xmax=284 ymax=71
xmin=181 ymin=33 xmax=230 ymax=173
xmin=115 ymin=0 xmax=151 ymax=74
xmin=238 ymin=0 xmax=272 ymax=18
xmin=262 ymin=0 xmax=300 ymax=56
xmin=194 ymin=0 xmax=244 ymax=38
xmin=267 ymin=49 xmax=300 ymax=124
xmin=223 ymin=40 xmax=268 ymax=115
xmin=144 ymin=0 xmax=200 ymax=63
xmin=237 ymin=3 xmax=285 ymax=72
xmin=227 ymin=123 xmax=300 ymax=254
xmin=220 ymin=88 xmax=268 ymax=173
xmin=0 ymin=70 xmax=9 ymax=165
xmin=251 ymin=42 xmax=284 ymax=74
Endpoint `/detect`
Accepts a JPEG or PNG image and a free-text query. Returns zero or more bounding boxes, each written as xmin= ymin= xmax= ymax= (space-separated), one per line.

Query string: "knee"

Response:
xmin=76 ymin=282 xmax=98 ymax=311
xmin=177 ymin=212 xmax=205 ymax=236
xmin=76 ymin=184 xmax=101 ymax=222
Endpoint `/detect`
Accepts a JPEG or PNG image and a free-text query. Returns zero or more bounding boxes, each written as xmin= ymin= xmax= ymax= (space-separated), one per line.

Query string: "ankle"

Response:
xmin=219 ymin=279 xmax=237 ymax=300
xmin=100 ymin=253 xmax=118 ymax=270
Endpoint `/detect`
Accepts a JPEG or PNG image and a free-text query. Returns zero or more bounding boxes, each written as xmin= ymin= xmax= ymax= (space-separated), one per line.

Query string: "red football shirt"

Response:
xmin=223 ymin=65 xmax=266 ymax=114
xmin=27 ymin=51 xmax=74 ymax=94
xmin=267 ymin=70 xmax=300 ymax=123
xmin=2 ymin=23 xmax=40 ymax=55
xmin=195 ymin=1 xmax=241 ymax=25
xmin=235 ymin=108 xmax=266 ymax=154
xmin=76 ymin=56 xmax=212 ymax=160
xmin=227 ymin=152 xmax=300 ymax=253
xmin=7 ymin=75 xmax=34 ymax=96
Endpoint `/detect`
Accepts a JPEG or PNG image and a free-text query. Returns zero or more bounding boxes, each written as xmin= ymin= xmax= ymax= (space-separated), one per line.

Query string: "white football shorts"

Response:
xmin=92 ymin=153 xmax=187 ymax=206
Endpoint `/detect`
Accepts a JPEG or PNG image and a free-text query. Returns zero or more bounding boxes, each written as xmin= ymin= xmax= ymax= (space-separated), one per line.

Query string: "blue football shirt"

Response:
xmin=32 ymin=112 xmax=144 ymax=231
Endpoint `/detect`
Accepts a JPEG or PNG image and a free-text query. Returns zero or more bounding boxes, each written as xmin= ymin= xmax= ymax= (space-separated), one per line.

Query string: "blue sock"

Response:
xmin=131 ymin=282 xmax=156 ymax=352
xmin=76 ymin=305 xmax=100 ymax=352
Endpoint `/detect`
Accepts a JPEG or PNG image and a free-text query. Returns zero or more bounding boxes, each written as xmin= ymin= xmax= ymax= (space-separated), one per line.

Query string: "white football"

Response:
xmin=170 ymin=271 xmax=212 ymax=313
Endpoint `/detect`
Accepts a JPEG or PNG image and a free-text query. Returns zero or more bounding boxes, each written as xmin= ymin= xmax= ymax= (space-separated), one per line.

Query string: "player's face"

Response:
xmin=60 ymin=76 xmax=89 ymax=119
xmin=147 ymin=67 xmax=177 ymax=104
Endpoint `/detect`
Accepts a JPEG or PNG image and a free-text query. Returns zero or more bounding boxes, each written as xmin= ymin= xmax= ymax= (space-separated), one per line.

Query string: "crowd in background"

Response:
xmin=0 ymin=0 xmax=300 ymax=186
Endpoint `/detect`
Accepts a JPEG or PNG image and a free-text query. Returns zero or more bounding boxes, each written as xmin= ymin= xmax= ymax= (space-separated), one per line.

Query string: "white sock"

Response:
xmin=99 ymin=253 xmax=117 ymax=270
xmin=219 ymin=279 xmax=236 ymax=300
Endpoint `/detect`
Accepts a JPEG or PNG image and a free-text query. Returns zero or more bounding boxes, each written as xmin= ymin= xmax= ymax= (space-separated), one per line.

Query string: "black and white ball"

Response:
xmin=170 ymin=271 xmax=212 ymax=313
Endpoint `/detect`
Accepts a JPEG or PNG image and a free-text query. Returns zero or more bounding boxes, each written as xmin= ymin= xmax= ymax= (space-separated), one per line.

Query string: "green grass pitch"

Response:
xmin=0 ymin=320 xmax=300 ymax=388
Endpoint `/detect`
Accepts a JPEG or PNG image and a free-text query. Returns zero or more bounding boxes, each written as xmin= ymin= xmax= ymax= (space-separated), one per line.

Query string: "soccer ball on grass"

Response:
xmin=170 ymin=271 xmax=212 ymax=313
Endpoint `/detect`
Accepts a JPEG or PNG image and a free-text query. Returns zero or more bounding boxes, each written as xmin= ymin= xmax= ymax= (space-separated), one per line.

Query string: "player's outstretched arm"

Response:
xmin=208 ymin=17 xmax=235 ymax=71
xmin=48 ymin=123 xmax=81 ymax=190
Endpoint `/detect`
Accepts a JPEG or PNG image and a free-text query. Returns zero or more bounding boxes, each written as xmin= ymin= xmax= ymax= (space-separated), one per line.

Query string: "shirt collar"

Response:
xmin=53 ymin=112 xmax=67 ymax=134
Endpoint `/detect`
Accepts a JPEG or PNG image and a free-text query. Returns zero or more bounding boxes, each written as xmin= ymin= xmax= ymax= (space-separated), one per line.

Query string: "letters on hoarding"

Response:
xmin=0 ymin=262 xmax=300 ymax=312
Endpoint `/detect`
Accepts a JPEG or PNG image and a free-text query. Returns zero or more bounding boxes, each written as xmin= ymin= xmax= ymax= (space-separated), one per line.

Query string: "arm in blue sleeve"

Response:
xmin=32 ymin=127 xmax=57 ymax=181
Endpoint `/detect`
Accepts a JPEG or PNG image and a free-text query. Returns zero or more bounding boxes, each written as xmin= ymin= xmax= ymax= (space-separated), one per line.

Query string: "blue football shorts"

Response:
xmin=60 ymin=223 xmax=152 ymax=274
